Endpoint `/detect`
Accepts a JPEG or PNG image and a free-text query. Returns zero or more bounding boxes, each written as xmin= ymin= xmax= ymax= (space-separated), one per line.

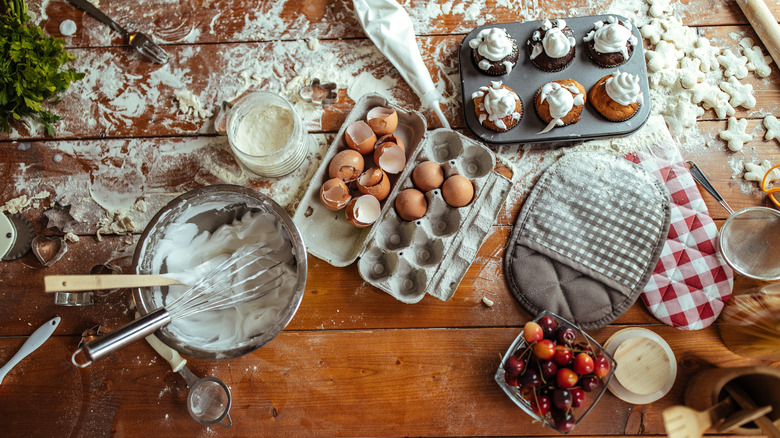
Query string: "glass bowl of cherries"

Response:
xmin=494 ymin=310 xmax=617 ymax=434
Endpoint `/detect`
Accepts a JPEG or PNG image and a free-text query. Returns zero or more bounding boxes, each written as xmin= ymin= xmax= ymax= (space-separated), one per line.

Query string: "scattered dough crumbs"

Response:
xmin=64 ymin=232 xmax=80 ymax=243
xmin=173 ymin=89 xmax=214 ymax=119
xmin=0 ymin=191 xmax=51 ymax=214
xmin=481 ymin=296 xmax=494 ymax=307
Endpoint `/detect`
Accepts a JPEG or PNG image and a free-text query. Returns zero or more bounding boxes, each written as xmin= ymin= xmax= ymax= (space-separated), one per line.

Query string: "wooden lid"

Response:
xmin=613 ymin=336 xmax=671 ymax=395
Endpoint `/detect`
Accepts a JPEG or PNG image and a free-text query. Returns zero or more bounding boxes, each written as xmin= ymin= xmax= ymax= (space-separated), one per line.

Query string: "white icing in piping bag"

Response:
xmin=353 ymin=0 xmax=450 ymax=128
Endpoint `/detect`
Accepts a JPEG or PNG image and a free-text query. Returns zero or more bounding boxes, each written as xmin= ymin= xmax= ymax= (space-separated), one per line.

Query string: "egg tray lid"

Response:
xmin=293 ymin=93 xmax=513 ymax=302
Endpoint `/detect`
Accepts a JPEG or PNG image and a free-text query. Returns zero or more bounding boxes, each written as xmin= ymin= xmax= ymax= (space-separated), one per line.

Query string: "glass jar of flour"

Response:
xmin=223 ymin=91 xmax=309 ymax=177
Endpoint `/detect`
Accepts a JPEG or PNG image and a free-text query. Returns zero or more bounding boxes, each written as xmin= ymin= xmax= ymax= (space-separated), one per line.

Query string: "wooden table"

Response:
xmin=1 ymin=0 xmax=779 ymax=436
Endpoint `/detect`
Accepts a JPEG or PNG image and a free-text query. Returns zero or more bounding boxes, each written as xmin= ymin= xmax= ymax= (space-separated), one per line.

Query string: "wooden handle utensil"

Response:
xmin=44 ymin=275 xmax=184 ymax=292
xmin=724 ymin=382 xmax=780 ymax=438
xmin=737 ymin=0 xmax=780 ymax=67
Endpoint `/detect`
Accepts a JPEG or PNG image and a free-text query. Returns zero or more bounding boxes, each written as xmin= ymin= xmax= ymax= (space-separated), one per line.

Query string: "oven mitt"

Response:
xmin=625 ymin=143 xmax=733 ymax=330
xmin=504 ymin=151 xmax=671 ymax=330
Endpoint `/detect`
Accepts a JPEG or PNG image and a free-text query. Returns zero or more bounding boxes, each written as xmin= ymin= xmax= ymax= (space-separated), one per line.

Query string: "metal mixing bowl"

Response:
xmin=131 ymin=185 xmax=307 ymax=359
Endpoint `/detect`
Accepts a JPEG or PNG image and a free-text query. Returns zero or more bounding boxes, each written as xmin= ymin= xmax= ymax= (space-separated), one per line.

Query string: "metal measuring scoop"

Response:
xmin=144 ymin=332 xmax=233 ymax=428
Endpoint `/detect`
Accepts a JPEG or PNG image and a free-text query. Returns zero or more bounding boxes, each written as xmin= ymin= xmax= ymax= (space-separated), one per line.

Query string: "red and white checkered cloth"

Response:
xmin=625 ymin=144 xmax=734 ymax=330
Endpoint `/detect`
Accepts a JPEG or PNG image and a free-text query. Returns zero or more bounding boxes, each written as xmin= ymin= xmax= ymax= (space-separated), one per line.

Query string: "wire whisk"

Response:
xmin=72 ymin=245 xmax=288 ymax=368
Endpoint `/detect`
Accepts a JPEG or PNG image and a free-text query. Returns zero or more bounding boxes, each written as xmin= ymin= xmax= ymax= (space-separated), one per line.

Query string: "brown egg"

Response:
xmin=442 ymin=175 xmax=474 ymax=208
xmin=345 ymin=121 xmax=377 ymax=154
xmin=345 ymin=195 xmax=381 ymax=227
xmin=395 ymin=188 xmax=427 ymax=221
xmin=329 ymin=149 xmax=364 ymax=182
xmin=320 ymin=178 xmax=351 ymax=210
xmin=367 ymin=107 xmax=398 ymax=136
xmin=356 ymin=167 xmax=391 ymax=201
xmin=412 ymin=161 xmax=444 ymax=192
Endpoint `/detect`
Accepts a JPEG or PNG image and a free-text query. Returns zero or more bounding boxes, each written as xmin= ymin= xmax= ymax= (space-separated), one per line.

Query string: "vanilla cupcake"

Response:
xmin=583 ymin=16 xmax=638 ymax=67
xmin=526 ymin=19 xmax=576 ymax=72
xmin=472 ymin=81 xmax=523 ymax=132
xmin=534 ymin=79 xmax=586 ymax=133
xmin=589 ymin=70 xmax=644 ymax=121
xmin=469 ymin=28 xmax=520 ymax=75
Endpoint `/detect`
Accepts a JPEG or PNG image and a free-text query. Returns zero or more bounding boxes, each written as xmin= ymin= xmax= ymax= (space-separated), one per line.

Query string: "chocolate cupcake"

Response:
xmin=589 ymin=70 xmax=644 ymax=121
xmin=469 ymin=28 xmax=520 ymax=75
xmin=583 ymin=16 xmax=638 ymax=67
xmin=472 ymin=81 xmax=523 ymax=132
xmin=526 ymin=19 xmax=576 ymax=72
xmin=534 ymin=79 xmax=586 ymax=133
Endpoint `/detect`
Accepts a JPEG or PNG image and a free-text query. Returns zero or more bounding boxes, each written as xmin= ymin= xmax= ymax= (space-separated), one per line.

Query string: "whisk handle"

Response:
xmin=71 ymin=308 xmax=172 ymax=368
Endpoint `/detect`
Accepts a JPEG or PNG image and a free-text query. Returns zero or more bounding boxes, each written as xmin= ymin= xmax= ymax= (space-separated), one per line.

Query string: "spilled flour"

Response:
xmin=1 ymin=0 xmax=776 ymax=245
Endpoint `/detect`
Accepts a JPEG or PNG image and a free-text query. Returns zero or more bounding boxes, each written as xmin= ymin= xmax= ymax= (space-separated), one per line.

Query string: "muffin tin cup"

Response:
xmin=293 ymin=94 xmax=513 ymax=302
xmin=460 ymin=15 xmax=651 ymax=145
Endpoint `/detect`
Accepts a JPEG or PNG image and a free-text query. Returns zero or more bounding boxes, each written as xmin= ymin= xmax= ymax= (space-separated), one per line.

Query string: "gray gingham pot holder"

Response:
xmin=504 ymin=151 xmax=671 ymax=329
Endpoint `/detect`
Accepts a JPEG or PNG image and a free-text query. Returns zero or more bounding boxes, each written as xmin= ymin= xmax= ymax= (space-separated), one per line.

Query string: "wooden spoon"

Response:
xmin=44 ymin=274 xmax=184 ymax=292
xmin=718 ymin=405 xmax=774 ymax=432
xmin=724 ymin=382 xmax=780 ymax=438
xmin=663 ymin=397 xmax=735 ymax=438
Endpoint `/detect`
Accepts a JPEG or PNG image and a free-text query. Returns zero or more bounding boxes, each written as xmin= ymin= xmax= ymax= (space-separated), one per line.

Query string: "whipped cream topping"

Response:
xmin=605 ymin=70 xmax=644 ymax=106
xmin=528 ymin=19 xmax=575 ymax=60
xmin=471 ymin=81 xmax=521 ymax=130
xmin=470 ymin=28 xmax=514 ymax=60
xmin=538 ymin=81 xmax=585 ymax=134
xmin=150 ymin=210 xmax=298 ymax=352
xmin=583 ymin=16 xmax=637 ymax=59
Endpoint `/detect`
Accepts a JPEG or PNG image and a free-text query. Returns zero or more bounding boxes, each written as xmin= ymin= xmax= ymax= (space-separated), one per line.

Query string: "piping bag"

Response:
xmin=353 ymin=0 xmax=450 ymax=128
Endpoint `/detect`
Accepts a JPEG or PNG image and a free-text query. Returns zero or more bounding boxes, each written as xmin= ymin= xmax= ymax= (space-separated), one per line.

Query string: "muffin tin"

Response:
xmin=293 ymin=94 xmax=512 ymax=303
xmin=459 ymin=15 xmax=651 ymax=145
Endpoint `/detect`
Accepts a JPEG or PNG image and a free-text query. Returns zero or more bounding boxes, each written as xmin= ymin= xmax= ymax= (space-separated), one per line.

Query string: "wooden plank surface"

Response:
xmin=0 ymin=326 xmax=771 ymax=437
xmin=1 ymin=0 xmax=779 ymax=436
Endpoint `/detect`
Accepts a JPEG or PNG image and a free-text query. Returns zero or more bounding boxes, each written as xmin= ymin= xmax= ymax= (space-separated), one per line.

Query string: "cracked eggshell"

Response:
xmin=320 ymin=178 xmax=352 ymax=210
xmin=374 ymin=142 xmax=406 ymax=174
xmin=329 ymin=149 xmax=365 ymax=182
xmin=345 ymin=195 xmax=382 ymax=227
xmin=442 ymin=175 xmax=474 ymax=207
xmin=376 ymin=133 xmax=405 ymax=151
xmin=345 ymin=121 xmax=377 ymax=154
xmin=412 ymin=161 xmax=444 ymax=192
xmin=356 ymin=167 xmax=391 ymax=201
xmin=395 ymin=188 xmax=427 ymax=221
xmin=367 ymin=107 xmax=398 ymax=136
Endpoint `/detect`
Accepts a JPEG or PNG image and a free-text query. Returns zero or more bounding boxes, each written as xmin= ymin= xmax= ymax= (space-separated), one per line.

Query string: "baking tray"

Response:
xmin=293 ymin=94 xmax=512 ymax=303
xmin=459 ymin=15 xmax=651 ymax=145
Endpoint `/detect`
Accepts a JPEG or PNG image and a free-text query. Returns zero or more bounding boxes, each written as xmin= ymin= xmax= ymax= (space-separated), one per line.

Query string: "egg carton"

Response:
xmin=293 ymin=94 xmax=512 ymax=303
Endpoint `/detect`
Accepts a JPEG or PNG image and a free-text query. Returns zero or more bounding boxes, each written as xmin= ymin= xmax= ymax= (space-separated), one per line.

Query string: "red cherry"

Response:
xmin=554 ymin=410 xmax=576 ymax=432
xmin=534 ymin=339 xmax=556 ymax=360
xmin=523 ymin=321 xmax=544 ymax=343
xmin=530 ymin=394 xmax=551 ymax=416
xmin=580 ymin=375 xmax=599 ymax=392
xmin=556 ymin=327 xmax=576 ymax=345
xmin=556 ymin=368 xmax=579 ymax=388
xmin=570 ymin=387 xmax=585 ymax=407
xmin=540 ymin=360 xmax=558 ymax=379
xmin=593 ymin=354 xmax=611 ymax=378
xmin=522 ymin=369 xmax=542 ymax=388
xmin=538 ymin=315 xmax=558 ymax=339
xmin=505 ymin=355 xmax=526 ymax=378
xmin=573 ymin=353 xmax=594 ymax=375
xmin=552 ymin=388 xmax=573 ymax=410
xmin=505 ymin=371 xmax=519 ymax=387
xmin=553 ymin=345 xmax=573 ymax=366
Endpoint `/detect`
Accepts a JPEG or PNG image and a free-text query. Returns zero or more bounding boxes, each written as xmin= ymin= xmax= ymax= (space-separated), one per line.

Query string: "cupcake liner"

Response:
xmin=472 ymin=41 xmax=519 ymax=76
xmin=584 ymin=41 xmax=633 ymax=68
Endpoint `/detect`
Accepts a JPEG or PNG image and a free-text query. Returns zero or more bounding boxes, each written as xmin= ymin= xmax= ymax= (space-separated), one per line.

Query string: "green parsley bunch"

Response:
xmin=1 ymin=0 xmax=84 ymax=135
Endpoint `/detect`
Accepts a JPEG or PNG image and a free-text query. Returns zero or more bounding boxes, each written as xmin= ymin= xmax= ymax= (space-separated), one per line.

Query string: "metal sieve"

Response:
xmin=719 ymin=207 xmax=780 ymax=281
xmin=687 ymin=161 xmax=780 ymax=281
